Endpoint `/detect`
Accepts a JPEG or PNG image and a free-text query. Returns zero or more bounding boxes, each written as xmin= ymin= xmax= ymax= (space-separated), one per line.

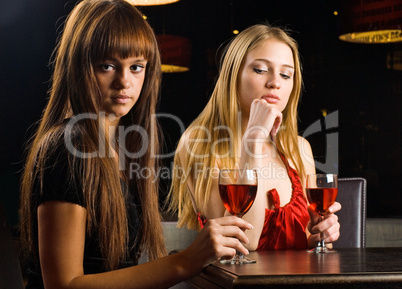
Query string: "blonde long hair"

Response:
xmin=20 ymin=0 xmax=166 ymax=270
xmin=169 ymin=24 xmax=304 ymax=230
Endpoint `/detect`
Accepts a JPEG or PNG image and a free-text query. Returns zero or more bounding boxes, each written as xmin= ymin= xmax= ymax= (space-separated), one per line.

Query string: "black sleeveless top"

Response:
xmin=26 ymin=138 xmax=142 ymax=289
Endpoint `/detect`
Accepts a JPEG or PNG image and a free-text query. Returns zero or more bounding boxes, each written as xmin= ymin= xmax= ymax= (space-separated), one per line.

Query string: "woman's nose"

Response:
xmin=266 ymin=74 xmax=280 ymax=89
xmin=114 ymin=71 xmax=130 ymax=89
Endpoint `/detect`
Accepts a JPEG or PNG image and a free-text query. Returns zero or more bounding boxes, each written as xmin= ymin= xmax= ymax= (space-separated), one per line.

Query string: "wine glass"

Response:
xmin=218 ymin=169 xmax=258 ymax=264
xmin=306 ymin=174 xmax=338 ymax=253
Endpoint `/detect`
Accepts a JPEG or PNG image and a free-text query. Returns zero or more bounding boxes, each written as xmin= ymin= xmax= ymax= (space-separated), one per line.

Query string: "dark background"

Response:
xmin=0 ymin=0 xmax=401 ymax=227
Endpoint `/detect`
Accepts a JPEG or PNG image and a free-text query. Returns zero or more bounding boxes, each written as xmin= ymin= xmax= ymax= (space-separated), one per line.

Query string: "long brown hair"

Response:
xmin=169 ymin=24 xmax=304 ymax=230
xmin=20 ymin=0 xmax=166 ymax=270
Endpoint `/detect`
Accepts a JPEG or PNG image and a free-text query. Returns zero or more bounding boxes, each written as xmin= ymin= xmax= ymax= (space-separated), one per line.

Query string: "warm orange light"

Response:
xmin=339 ymin=30 xmax=402 ymax=44
xmin=157 ymin=35 xmax=191 ymax=73
xmin=339 ymin=0 xmax=402 ymax=44
xmin=387 ymin=49 xmax=402 ymax=70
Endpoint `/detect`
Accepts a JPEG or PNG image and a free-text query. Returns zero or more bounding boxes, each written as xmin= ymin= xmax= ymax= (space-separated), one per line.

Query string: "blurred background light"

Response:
xmin=339 ymin=0 xmax=402 ymax=44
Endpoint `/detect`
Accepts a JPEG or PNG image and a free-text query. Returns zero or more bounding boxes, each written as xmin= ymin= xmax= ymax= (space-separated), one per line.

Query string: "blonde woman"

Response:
xmin=169 ymin=24 xmax=341 ymax=251
xmin=19 ymin=1 xmax=252 ymax=288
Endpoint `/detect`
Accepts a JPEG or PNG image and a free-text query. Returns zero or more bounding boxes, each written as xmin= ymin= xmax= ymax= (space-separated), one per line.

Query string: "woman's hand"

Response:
xmin=245 ymin=99 xmax=282 ymax=140
xmin=181 ymin=216 xmax=253 ymax=268
xmin=237 ymin=99 xmax=283 ymax=250
xmin=307 ymin=202 xmax=341 ymax=247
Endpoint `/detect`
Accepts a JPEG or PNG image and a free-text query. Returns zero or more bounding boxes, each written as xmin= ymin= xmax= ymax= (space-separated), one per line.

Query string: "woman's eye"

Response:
xmin=131 ymin=64 xmax=144 ymax=72
xmin=101 ymin=64 xmax=114 ymax=71
xmin=253 ymin=68 xmax=267 ymax=74
xmin=280 ymin=73 xmax=291 ymax=79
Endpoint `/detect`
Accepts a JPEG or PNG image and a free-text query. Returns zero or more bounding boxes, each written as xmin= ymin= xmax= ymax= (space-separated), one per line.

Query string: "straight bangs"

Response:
xmin=91 ymin=4 xmax=156 ymax=63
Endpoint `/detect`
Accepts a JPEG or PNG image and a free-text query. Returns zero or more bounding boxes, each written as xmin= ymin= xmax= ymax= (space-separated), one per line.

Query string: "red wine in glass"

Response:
xmin=218 ymin=169 xmax=258 ymax=264
xmin=306 ymin=174 xmax=338 ymax=253
xmin=219 ymin=184 xmax=257 ymax=218
xmin=306 ymin=188 xmax=338 ymax=215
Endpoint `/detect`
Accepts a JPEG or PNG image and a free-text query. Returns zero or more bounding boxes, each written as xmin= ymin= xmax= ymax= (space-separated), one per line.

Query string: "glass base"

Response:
xmin=308 ymin=237 xmax=336 ymax=253
xmin=308 ymin=246 xmax=337 ymax=253
xmin=220 ymin=255 xmax=256 ymax=264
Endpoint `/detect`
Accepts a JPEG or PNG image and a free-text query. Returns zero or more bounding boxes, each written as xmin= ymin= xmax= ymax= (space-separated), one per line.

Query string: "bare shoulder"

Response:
xmin=297 ymin=136 xmax=316 ymax=175
xmin=297 ymin=136 xmax=312 ymax=154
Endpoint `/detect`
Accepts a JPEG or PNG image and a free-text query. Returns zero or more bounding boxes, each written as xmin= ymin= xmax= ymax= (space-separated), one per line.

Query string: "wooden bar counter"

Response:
xmin=186 ymin=248 xmax=402 ymax=289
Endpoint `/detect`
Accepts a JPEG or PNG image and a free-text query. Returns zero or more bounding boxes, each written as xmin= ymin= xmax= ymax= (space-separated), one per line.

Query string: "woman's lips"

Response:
xmin=112 ymin=95 xmax=130 ymax=104
xmin=262 ymin=95 xmax=279 ymax=104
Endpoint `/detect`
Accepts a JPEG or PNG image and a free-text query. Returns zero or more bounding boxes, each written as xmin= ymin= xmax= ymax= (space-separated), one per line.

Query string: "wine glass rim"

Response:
xmin=219 ymin=169 xmax=258 ymax=184
xmin=307 ymin=173 xmax=337 ymax=177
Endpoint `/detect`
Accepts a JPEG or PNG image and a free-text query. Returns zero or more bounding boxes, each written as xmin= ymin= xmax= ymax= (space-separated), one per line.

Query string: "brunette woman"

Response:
xmin=20 ymin=1 xmax=252 ymax=288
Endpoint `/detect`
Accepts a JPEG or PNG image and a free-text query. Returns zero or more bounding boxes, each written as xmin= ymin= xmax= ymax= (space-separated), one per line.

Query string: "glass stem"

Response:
xmin=319 ymin=214 xmax=325 ymax=249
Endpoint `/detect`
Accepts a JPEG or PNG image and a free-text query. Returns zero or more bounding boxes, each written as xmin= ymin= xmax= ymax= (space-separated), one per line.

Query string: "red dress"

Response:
xmin=256 ymin=154 xmax=309 ymax=250
xmin=197 ymin=154 xmax=309 ymax=250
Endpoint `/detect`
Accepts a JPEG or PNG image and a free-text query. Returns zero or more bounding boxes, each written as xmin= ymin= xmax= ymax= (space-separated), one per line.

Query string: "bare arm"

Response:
xmin=38 ymin=201 xmax=252 ymax=289
xmin=236 ymin=99 xmax=284 ymax=250
xmin=206 ymin=99 xmax=283 ymax=250
xmin=297 ymin=135 xmax=316 ymax=245
xmin=297 ymin=136 xmax=341 ymax=248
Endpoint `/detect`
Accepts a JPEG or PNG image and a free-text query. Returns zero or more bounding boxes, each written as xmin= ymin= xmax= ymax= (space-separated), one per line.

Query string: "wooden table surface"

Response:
xmin=187 ymin=248 xmax=402 ymax=289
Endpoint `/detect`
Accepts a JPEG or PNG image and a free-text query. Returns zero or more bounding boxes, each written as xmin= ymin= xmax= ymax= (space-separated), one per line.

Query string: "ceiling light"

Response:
xmin=339 ymin=0 xmax=402 ymax=44
xmin=157 ymin=35 xmax=191 ymax=73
